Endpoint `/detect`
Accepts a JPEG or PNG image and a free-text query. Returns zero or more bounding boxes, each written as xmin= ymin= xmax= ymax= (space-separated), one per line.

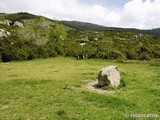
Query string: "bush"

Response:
xmin=125 ymin=49 xmax=138 ymax=60
xmin=48 ymin=22 xmax=67 ymax=43
xmin=107 ymin=50 xmax=124 ymax=60
xmin=1 ymin=36 xmax=29 ymax=62
xmin=1 ymin=35 xmax=38 ymax=62
xmin=138 ymin=52 xmax=152 ymax=60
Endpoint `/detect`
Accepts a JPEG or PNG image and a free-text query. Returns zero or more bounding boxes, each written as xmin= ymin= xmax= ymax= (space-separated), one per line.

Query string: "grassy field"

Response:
xmin=0 ymin=57 xmax=160 ymax=120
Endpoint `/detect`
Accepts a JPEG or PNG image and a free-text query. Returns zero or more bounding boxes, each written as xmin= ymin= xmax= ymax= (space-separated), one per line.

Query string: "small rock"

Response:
xmin=6 ymin=31 xmax=11 ymax=36
xmin=98 ymin=66 xmax=121 ymax=87
xmin=0 ymin=19 xmax=12 ymax=26
xmin=3 ymin=20 xmax=12 ymax=26
xmin=0 ymin=29 xmax=11 ymax=37
xmin=80 ymin=43 xmax=86 ymax=46
xmin=22 ymin=19 xmax=29 ymax=23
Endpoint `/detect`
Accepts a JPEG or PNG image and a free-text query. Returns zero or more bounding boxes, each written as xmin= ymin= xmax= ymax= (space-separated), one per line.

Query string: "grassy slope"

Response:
xmin=0 ymin=57 xmax=160 ymax=120
xmin=0 ymin=13 xmax=55 ymax=45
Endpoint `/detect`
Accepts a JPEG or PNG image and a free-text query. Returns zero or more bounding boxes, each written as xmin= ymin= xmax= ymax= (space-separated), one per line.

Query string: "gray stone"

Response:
xmin=13 ymin=21 xmax=24 ymax=27
xmin=98 ymin=66 xmax=121 ymax=87
xmin=80 ymin=43 xmax=86 ymax=46
xmin=0 ymin=19 xmax=12 ymax=26
xmin=0 ymin=21 xmax=3 ymax=24
xmin=0 ymin=29 xmax=11 ymax=37
xmin=4 ymin=20 xmax=12 ymax=26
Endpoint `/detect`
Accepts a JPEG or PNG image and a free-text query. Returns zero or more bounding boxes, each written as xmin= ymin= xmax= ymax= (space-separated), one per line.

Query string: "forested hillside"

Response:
xmin=0 ymin=12 xmax=160 ymax=62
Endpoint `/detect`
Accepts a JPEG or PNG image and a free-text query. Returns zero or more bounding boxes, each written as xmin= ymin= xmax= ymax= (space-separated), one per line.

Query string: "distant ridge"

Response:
xmin=62 ymin=21 xmax=108 ymax=31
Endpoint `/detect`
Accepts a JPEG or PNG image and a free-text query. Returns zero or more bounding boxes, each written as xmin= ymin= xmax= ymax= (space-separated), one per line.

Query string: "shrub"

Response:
xmin=48 ymin=22 xmax=67 ymax=43
xmin=125 ymin=49 xmax=138 ymax=60
xmin=138 ymin=52 xmax=152 ymax=60
xmin=107 ymin=50 xmax=124 ymax=60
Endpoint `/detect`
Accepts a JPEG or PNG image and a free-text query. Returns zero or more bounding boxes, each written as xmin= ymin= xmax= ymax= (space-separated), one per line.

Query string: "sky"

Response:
xmin=0 ymin=0 xmax=160 ymax=29
xmin=80 ymin=0 xmax=131 ymax=8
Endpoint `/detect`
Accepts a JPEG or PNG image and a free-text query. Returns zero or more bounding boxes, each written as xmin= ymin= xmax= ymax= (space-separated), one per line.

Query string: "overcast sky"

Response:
xmin=0 ymin=0 xmax=160 ymax=29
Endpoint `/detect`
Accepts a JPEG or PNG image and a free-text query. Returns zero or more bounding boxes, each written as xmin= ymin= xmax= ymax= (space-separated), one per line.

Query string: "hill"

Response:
xmin=62 ymin=21 xmax=109 ymax=31
xmin=0 ymin=12 xmax=160 ymax=62
xmin=62 ymin=20 xmax=160 ymax=36
xmin=0 ymin=12 xmax=67 ymax=61
xmin=0 ymin=12 xmax=57 ymax=44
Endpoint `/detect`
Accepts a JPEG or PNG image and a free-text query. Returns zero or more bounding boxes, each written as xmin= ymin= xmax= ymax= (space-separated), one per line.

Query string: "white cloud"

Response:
xmin=0 ymin=0 xmax=160 ymax=29
xmin=120 ymin=0 xmax=160 ymax=29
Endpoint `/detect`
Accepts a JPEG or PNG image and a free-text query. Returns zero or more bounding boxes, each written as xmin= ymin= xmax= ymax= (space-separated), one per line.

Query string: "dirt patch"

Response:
xmin=87 ymin=80 xmax=115 ymax=94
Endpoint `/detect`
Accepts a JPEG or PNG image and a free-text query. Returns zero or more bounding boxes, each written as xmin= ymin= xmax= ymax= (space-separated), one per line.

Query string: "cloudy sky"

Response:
xmin=0 ymin=0 xmax=160 ymax=29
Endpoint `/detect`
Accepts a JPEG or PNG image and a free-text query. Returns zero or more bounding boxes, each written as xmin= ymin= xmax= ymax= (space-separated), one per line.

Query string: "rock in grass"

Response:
xmin=0 ymin=19 xmax=12 ymax=26
xmin=13 ymin=21 xmax=24 ymax=27
xmin=98 ymin=66 xmax=121 ymax=87
xmin=0 ymin=29 xmax=11 ymax=37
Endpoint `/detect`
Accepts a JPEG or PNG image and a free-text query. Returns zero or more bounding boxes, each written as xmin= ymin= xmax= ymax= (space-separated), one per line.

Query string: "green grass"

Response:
xmin=0 ymin=57 xmax=160 ymax=120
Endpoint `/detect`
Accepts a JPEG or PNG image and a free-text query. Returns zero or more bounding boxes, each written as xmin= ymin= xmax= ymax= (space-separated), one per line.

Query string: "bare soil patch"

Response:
xmin=87 ymin=80 xmax=115 ymax=94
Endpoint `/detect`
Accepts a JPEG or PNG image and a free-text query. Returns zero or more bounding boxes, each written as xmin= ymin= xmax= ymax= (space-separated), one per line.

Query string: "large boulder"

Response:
xmin=13 ymin=21 xmax=24 ymax=27
xmin=98 ymin=66 xmax=121 ymax=87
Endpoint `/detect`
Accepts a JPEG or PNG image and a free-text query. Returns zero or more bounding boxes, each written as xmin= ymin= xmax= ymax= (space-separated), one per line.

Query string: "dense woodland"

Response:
xmin=0 ymin=13 xmax=160 ymax=62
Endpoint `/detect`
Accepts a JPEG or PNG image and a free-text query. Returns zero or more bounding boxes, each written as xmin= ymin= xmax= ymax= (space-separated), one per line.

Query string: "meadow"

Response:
xmin=0 ymin=57 xmax=160 ymax=120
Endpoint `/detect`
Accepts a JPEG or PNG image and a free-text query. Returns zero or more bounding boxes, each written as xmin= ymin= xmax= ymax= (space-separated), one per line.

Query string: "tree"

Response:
xmin=48 ymin=22 xmax=67 ymax=43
